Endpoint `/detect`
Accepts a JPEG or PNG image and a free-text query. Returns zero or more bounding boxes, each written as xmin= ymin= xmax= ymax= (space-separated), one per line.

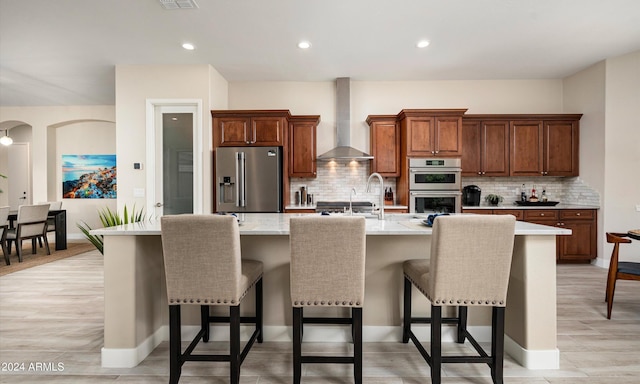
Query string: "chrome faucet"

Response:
xmin=366 ymin=172 xmax=385 ymax=220
xmin=349 ymin=187 xmax=357 ymax=215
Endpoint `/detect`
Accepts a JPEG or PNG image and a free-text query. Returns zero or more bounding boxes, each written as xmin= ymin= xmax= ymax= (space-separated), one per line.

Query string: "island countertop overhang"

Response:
xmin=91 ymin=213 xmax=571 ymax=236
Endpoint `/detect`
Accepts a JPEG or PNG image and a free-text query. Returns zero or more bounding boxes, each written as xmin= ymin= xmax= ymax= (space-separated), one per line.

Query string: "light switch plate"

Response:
xmin=636 ymin=204 xmax=640 ymax=212
xmin=133 ymin=188 xmax=145 ymax=198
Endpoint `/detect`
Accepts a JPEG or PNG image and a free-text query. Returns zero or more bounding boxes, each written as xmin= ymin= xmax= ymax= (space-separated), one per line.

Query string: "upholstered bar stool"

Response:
xmin=160 ymin=214 xmax=263 ymax=384
xmin=403 ymin=215 xmax=516 ymax=384
xmin=289 ymin=216 xmax=366 ymax=384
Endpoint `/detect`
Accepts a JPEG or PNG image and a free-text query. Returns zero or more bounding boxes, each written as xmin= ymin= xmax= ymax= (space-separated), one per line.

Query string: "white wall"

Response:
xmin=563 ymin=61 xmax=607 ymax=262
xmin=229 ymin=79 xmax=563 ymax=159
xmin=0 ymin=105 xmax=115 ymax=237
xmin=115 ymin=64 xmax=223 ymax=214
xmin=604 ymin=51 xmax=640 ymax=261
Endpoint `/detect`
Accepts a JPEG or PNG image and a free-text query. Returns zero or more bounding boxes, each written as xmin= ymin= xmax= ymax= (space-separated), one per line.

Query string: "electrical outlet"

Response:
xmin=636 ymin=204 xmax=640 ymax=212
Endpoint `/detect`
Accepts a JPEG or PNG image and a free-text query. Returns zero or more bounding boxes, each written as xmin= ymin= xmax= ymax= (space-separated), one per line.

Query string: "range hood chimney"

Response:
xmin=317 ymin=77 xmax=374 ymax=161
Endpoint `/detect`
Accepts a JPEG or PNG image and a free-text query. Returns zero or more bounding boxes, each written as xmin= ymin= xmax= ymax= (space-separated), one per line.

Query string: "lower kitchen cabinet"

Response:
xmin=464 ymin=208 xmax=597 ymax=262
xmin=557 ymin=209 xmax=597 ymax=262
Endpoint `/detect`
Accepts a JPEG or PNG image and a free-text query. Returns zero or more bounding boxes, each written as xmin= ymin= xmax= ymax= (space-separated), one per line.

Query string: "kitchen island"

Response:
xmin=93 ymin=213 xmax=569 ymax=370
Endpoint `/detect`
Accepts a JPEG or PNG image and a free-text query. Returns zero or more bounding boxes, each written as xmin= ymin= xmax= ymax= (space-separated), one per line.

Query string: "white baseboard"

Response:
xmin=101 ymin=325 xmax=167 ymax=368
xmin=505 ymin=335 xmax=559 ymax=369
xmin=101 ymin=325 xmax=559 ymax=370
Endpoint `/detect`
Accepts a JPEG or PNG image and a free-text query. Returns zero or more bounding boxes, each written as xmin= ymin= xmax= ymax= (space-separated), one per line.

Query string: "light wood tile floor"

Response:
xmin=1 ymin=250 xmax=639 ymax=383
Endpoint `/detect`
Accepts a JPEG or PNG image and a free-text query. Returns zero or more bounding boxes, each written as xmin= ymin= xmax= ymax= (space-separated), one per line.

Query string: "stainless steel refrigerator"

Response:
xmin=215 ymin=146 xmax=282 ymax=213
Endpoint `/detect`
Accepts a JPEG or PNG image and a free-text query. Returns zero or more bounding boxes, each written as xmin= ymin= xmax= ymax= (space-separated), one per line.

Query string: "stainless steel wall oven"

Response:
xmin=408 ymin=158 xmax=462 ymax=213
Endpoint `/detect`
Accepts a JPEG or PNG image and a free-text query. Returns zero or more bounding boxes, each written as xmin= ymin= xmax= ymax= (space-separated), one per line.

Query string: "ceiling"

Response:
xmin=1 ymin=0 xmax=639 ymax=107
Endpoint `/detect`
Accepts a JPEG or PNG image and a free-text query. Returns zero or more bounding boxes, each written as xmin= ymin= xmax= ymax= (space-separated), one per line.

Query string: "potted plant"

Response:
xmin=485 ymin=193 xmax=504 ymax=206
xmin=77 ymin=204 xmax=145 ymax=254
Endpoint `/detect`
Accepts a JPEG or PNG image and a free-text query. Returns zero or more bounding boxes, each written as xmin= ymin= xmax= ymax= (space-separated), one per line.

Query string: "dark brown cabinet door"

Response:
xmin=370 ymin=119 xmax=400 ymax=176
xmin=462 ymin=120 xmax=509 ymax=176
xmin=251 ymin=117 xmax=284 ymax=146
xmin=557 ymin=209 xmax=596 ymax=262
xmin=544 ymin=120 xmax=579 ymax=176
xmin=462 ymin=120 xmax=482 ymax=176
xmin=435 ymin=116 xmax=462 ymax=156
xmin=510 ymin=120 xmax=543 ymax=176
xmin=289 ymin=116 xmax=319 ymax=177
xmin=216 ymin=117 xmax=250 ymax=146
xmin=483 ymin=121 xmax=510 ymax=176
xmin=213 ymin=111 xmax=288 ymax=147
xmin=406 ymin=117 xmax=435 ymax=156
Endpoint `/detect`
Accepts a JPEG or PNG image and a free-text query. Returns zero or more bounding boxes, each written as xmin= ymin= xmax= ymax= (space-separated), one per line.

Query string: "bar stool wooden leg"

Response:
xmin=230 ymin=305 xmax=241 ymax=384
xmin=201 ymin=305 xmax=210 ymax=342
xmin=169 ymin=305 xmax=182 ymax=384
xmin=430 ymin=305 xmax=442 ymax=384
xmin=457 ymin=306 xmax=468 ymax=343
xmin=491 ymin=307 xmax=505 ymax=384
xmin=402 ymin=277 xmax=412 ymax=343
xmin=353 ymin=307 xmax=363 ymax=384
xmin=293 ymin=307 xmax=302 ymax=384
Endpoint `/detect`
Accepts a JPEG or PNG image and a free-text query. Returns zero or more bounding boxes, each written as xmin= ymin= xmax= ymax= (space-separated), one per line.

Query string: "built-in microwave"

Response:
xmin=408 ymin=158 xmax=462 ymax=191
xmin=409 ymin=190 xmax=462 ymax=214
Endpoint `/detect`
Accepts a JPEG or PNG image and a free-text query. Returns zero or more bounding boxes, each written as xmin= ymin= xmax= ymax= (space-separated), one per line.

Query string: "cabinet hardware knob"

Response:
xmin=478 ymin=172 xmax=482 ymax=175
xmin=435 ymin=150 xmax=439 ymax=154
xmin=576 ymin=213 xmax=581 ymax=216
xmin=541 ymin=213 xmax=545 ymax=216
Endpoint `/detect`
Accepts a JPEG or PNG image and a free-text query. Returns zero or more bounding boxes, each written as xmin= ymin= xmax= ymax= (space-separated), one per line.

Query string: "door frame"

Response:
xmin=7 ymin=142 xmax=31 ymax=210
xmin=145 ymin=99 xmax=203 ymax=216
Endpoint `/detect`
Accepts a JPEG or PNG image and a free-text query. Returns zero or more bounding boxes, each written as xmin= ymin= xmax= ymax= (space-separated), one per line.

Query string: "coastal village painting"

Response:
xmin=62 ymin=155 xmax=117 ymax=199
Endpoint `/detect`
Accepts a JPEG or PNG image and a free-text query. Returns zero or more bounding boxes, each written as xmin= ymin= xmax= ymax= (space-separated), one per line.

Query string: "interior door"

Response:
xmin=151 ymin=105 xmax=196 ymax=217
xmin=8 ymin=143 xmax=31 ymax=210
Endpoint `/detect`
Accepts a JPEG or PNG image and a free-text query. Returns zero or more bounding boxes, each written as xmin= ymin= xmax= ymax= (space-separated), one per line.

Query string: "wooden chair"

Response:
xmin=605 ymin=232 xmax=640 ymax=319
xmin=5 ymin=204 xmax=51 ymax=262
xmin=0 ymin=206 xmax=9 ymax=265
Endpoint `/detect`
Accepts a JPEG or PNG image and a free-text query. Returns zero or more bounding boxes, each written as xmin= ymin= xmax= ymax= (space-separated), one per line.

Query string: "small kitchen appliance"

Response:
xmin=462 ymin=185 xmax=482 ymax=206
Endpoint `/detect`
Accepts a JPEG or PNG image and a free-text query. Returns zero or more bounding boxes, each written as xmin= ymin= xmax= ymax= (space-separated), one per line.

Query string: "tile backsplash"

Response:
xmin=290 ymin=163 xmax=600 ymax=207
xmin=290 ymin=162 xmax=396 ymax=204
xmin=462 ymin=176 xmax=600 ymax=206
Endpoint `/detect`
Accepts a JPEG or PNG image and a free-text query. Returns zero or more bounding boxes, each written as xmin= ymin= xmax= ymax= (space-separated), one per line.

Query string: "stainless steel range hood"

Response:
xmin=317 ymin=78 xmax=374 ymax=161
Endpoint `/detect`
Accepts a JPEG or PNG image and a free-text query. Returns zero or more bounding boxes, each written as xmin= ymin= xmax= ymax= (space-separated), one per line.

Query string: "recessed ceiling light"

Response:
xmin=416 ymin=40 xmax=430 ymax=48
xmin=182 ymin=43 xmax=195 ymax=50
xmin=298 ymin=41 xmax=311 ymax=49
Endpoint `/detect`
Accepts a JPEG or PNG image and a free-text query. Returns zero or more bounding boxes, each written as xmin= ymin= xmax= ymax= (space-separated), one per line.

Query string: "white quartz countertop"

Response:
xmin=92 ymin=213 xmax=571 ymax=236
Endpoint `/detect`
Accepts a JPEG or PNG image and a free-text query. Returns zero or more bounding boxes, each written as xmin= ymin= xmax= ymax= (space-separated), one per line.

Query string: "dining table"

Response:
xmin=7 ymin=209 xmax=67 ymax=251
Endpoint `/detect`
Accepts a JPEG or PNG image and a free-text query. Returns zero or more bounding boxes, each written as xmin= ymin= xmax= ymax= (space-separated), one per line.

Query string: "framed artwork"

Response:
xmin=62 ymin=154 xmax=117 ymax=198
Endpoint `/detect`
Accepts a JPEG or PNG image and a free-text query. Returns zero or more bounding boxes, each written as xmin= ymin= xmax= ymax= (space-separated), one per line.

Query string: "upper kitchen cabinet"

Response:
xmin=461 ymin=119 xmax=509 ymax=176
xmin=289 ymin=115 xmax=320 ymax=178
xmin=510 ymin=115 xmax=581 ymax=177
xmin=212 ymin=110 xmax=290 ymax=147
xmin=367 ymin=115 xmax=400 ymax=176
xmin=398 ymin=109 xmax=467 ymax=157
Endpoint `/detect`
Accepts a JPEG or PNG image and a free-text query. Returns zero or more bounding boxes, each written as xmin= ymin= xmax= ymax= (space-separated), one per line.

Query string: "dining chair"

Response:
xmin=605 ymin=232 xmax=640 ymax=319
xmin=37 ymin=201 xmax=62 ymax=248
xmin=5 ymin=203 xmax=51 ymax=262
xmin=0 ymin=206 xmax=9 ymax=265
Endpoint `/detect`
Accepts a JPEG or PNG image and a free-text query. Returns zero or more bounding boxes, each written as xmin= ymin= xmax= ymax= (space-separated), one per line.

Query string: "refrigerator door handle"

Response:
xmin=236 ymin=151 xmax=246 ymax=207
